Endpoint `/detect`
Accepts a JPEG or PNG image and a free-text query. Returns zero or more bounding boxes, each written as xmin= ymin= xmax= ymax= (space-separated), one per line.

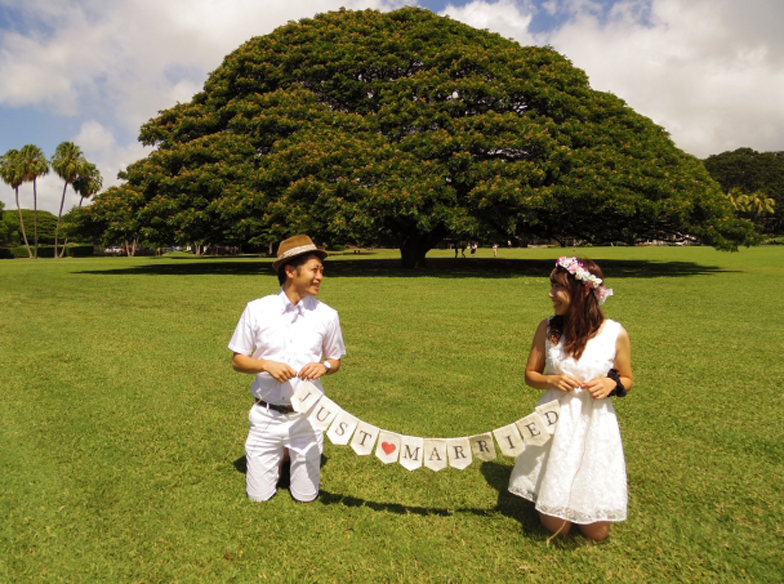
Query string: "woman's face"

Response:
xmin=549 ymin=280 xmax=571 ymax=316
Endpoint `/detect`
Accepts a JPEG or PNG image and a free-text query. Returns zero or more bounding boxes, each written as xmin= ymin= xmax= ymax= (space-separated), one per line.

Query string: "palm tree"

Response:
xmin=0 ymin=149 xmax=33 ymax=257
xmin=60 ymin=162 xmax=102 ymax=256
xmin=73 ymin=162 xmax=102 ymax=207
xmin=19 ymin=144 xmax=50 ymax=258
xmin=51 ymin=142 xmax=86 ymax=258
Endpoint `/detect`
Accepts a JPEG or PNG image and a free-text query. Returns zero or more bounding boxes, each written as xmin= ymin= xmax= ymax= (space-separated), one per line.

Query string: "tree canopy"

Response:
xmin=111 ymin=7 xmax=753 ymax=266
xmin=704 ymin=148 xmax=784 ymax=234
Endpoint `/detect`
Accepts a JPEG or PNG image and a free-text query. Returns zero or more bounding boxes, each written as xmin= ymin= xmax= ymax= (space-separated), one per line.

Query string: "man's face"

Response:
xmin=287 ymin=256 xmax=324 ymax=298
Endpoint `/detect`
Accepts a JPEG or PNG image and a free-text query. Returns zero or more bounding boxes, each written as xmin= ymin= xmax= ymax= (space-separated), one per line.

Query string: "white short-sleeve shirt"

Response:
xmin=228 ymin=290 xmax=346 ymax=404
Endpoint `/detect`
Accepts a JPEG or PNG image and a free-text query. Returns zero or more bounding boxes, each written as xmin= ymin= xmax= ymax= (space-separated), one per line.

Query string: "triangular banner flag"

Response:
xmin=350 ymin=421 xmax=379 ymax=455
xmin=493 ymin=423 xmax=525 ymax=457
xmin=423 ymin=439 xmax=449 ymax=472
xmin=375 ymin=431 xmax=401 ymax=464
xmin=399 ymin=436 xmax=424 ymax=471
xmin=469 ymin=433 xmax=497 ymax=461
xmin=327 ymin=410 xmax=359 ymax=446
xmin=535 ymin=400 xmax=560 ymax=435
xmin=515 ymin=412 xmax=550 ymax=446
xmin=447 ymin=437 xmax=473 ymax=469
xmin=308 ymin=396 xmax=340 ymax=431
xmin=290 ymin=380 xmax=323 ymax=414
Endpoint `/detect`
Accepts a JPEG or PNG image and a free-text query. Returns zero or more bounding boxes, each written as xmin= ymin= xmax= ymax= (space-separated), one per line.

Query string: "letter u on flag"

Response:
xmin=308 ymin=396 xmax=340 ymax=431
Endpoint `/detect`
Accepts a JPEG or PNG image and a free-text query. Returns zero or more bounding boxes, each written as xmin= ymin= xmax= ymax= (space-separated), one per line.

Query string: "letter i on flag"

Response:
xmin=493 ymin=423 xmax=525 ymax=457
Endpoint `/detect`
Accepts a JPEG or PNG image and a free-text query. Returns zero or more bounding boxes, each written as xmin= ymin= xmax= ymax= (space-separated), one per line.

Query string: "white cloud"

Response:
xmin=440 ymin=0 xmax=537 ymax=45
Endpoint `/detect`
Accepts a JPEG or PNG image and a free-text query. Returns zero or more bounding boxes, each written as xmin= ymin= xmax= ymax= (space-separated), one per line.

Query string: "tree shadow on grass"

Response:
xmin=77 ymin=257 xmax=736 ymax=280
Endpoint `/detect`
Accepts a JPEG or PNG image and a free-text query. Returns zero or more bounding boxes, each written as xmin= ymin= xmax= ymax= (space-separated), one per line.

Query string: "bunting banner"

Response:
xmin=290 ymin=381 xmax=560 ymax=472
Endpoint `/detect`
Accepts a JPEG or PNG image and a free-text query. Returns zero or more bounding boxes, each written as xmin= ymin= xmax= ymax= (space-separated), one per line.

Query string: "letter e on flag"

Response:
xmin=515 ymin=412 xmax=549 ymax=447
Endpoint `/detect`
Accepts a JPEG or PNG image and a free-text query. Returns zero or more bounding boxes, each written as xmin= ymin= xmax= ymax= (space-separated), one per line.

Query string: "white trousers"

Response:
xmin=245 ymin=404 xmax=323 ymax=502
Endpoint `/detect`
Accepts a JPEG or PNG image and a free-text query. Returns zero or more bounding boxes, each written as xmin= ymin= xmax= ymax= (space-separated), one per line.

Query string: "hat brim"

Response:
xmin=272 ymin=248 xmax=328 ymax=272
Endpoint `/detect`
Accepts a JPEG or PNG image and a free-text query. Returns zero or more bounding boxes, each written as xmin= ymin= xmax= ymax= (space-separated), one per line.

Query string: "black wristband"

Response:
xmin=607 ymin=368 xmax=627 ymax=398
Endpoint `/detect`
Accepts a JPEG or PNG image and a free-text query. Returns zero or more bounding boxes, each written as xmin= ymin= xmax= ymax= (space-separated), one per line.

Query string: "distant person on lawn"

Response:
xmin=228 ymin=235 xmax=346 ymax=502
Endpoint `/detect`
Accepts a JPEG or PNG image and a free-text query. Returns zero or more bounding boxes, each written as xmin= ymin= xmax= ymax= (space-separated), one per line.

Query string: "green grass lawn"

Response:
xmin=1 ymin=246 xmax=782 ymax=582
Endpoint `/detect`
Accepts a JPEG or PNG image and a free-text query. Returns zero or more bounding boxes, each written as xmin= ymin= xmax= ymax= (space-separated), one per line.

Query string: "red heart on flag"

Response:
xmin=381 ymin=442 xmax=396 ymax=455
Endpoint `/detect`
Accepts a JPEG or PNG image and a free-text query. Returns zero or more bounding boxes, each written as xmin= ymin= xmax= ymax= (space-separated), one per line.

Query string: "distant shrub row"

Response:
xmin=2 ymin=245 xmax=94 ymax=259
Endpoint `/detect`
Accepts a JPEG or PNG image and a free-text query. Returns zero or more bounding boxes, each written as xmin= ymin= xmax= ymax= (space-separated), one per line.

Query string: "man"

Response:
xmin=228 ymin=235 xmax=346 ymax=502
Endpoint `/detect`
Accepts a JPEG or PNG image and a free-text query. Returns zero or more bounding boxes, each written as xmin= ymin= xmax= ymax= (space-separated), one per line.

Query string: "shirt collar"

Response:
xmin=278 ymin=289 xmax=308 ymax=318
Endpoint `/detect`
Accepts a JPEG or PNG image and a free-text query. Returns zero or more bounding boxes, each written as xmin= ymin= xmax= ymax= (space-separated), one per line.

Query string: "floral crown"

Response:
xmin=555 ymin=256 xmax=613 ymax=306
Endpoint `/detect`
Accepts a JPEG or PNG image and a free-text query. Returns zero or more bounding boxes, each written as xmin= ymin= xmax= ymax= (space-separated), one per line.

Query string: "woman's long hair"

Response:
xmin=547 ymin=258 xmax=605 ymax=360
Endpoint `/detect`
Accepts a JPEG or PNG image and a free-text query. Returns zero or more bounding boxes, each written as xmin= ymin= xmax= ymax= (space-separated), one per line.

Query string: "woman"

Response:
xmin=508 ymin=257 xmax=634 ymax=541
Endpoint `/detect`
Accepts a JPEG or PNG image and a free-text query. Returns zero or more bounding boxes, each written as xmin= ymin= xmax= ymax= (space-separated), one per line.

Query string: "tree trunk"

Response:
xmin=54 ymin=183 xmax=68 ymax=259
xmin=33 ymin=180 xmax=39 ymax=258
xmin=398 ymin=228 xmax=446 ymax=269
xmin=14 ymin=188 xmax=33 ymax=258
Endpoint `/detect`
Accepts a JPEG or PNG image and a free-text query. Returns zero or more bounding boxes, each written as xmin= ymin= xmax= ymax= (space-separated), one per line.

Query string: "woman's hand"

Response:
xmin=583 ymin=376 xmax=615 ymax=400
xmin=548 ymin=373 xmax=582 ymax=393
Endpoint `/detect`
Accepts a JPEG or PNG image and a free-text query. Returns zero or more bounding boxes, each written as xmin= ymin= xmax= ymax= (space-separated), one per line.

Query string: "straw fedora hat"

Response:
xmin=272 ymin=235 xmax=327 ymax=272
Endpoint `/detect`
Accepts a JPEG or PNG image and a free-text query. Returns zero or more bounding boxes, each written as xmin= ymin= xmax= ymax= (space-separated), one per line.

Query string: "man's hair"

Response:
xmin=277 ymin=252 xmax=322 ymax=286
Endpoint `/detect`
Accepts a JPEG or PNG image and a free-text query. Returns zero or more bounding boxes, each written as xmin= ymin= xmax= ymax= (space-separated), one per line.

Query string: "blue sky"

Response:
xmin=2 ymin=0 xmax=783 ymax=214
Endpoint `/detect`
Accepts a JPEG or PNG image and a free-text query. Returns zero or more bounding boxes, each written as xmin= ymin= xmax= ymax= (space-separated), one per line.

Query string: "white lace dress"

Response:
xmin=508 ymin=319 xmax=627 ymax=524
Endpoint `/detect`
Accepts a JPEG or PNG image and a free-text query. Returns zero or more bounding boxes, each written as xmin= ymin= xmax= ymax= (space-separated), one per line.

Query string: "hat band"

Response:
xmin=278 ymin=243 xmax=319 ymax=262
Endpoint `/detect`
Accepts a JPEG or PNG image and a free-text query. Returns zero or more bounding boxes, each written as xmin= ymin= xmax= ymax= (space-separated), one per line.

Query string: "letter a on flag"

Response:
xmin=423 ymin=439 xmax=448 ymax=472
xmin=399 ymin=436 xmax=424 ymax=471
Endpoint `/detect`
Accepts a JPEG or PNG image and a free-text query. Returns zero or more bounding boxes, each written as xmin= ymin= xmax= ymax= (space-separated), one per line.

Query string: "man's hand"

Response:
xmin=297 ymin=362 xmax=329 ymax=381
xmin=264 ymin=361 xmax=298 ymax=383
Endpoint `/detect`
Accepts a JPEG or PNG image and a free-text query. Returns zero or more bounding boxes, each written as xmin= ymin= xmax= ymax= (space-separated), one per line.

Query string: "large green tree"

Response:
xmin=0 ymin=149 xmax=32 ymax=257
xmin=704 ymin=148 xmax=784 ymax=234
xmin=19 ymin=144 xmax=49 ymax=258
xmin=116 ymin=7 xmax=752 ymax=267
